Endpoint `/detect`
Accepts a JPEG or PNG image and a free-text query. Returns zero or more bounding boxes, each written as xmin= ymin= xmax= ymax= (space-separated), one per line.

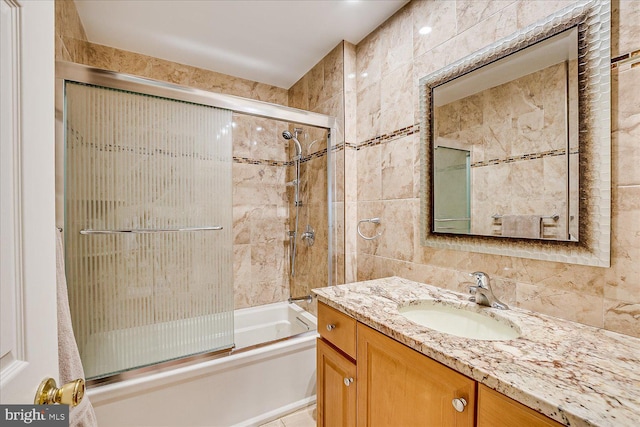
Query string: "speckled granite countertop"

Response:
xmin=313 ymin=277 xmax=640 ymax=427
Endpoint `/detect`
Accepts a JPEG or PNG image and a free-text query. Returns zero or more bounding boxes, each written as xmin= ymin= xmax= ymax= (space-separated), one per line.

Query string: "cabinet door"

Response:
xmin=477 ymin=384 xmax=564 ymax=427
xmin=357 ymin=324 xmax=475 ymax=427
xmin=317 ymin=338 xmax=357 ymax=427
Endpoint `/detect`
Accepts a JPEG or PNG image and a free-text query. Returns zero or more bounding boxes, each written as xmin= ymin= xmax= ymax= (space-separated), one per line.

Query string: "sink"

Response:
xmin=398 ymin=300 xmax=521 ymax=341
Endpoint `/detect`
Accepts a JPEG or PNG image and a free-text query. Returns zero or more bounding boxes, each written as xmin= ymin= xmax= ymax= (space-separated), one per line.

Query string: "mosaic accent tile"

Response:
xmin=353 ymin=124 xmax=420 ymax=151
xmin=471 ymin=148 xmax=576 ymax=168
xmin=230 ymin=139 xmax=352 ymax=168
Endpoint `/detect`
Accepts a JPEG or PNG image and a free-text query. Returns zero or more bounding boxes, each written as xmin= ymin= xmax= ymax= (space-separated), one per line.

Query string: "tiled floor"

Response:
xmin=259 ymin=404 xmax=316 ymax=427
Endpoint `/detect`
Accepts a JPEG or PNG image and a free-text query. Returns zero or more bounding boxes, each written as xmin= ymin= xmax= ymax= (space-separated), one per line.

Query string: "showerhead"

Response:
xmin=282 ymin=130 xmax=302 ymax=157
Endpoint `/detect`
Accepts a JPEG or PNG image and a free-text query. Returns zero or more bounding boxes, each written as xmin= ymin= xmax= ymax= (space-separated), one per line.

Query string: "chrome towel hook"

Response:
xmin=357 ymin=217 xmax=382 ymax=240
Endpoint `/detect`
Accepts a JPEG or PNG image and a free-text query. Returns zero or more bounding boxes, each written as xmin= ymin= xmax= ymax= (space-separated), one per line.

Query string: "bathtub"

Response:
xmin=87 ymin=302 xmax=318 ymax=427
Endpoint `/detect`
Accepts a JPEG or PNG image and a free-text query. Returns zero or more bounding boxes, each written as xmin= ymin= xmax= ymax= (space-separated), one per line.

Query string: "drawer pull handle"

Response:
xmin=344 ymin=377 xmax=354 ymax=387
xmin=326 ymin=324 xmax=336 ymax=331
xmin=452 ymin=397 xmax=467 ymax=412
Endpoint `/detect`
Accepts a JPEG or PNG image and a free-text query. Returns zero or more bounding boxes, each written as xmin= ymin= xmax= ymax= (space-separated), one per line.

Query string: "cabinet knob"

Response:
xmin=344 ymin=377 xmax=354 ymax=387
xmin=326 ymin=324 xmax=336 ymax=331
xmin=452 ymin=397 xmax=467 ymax=412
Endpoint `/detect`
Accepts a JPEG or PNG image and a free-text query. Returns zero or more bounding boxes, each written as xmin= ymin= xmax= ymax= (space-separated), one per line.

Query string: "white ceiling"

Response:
xmin=74 ymin=0 xmax=409 ymax=89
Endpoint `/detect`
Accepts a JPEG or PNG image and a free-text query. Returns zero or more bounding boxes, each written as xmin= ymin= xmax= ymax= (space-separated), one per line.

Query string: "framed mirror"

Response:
xmin=420 ymin=0 xmax=611 ymax=267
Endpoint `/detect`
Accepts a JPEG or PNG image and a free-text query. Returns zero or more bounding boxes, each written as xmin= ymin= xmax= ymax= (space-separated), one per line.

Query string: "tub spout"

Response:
xmin=288 ymin=295 xmax=313 ymax=304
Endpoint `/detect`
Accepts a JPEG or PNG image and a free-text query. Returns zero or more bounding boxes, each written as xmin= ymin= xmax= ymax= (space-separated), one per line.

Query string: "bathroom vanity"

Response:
xmin=314 ymin=277 xmax=640 ymax=427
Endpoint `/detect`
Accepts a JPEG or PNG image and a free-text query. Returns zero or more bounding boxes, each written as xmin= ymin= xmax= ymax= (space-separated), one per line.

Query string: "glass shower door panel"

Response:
xmin=433 ymin=147 xmax=471 ymax=234
xmin=64 ymin=83 xmax=233 ymax=379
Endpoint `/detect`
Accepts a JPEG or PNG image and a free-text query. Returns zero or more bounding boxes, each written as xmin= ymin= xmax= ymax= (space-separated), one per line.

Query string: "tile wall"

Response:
xmin=351 ymin=0 xmax=640 ymax=338
xmin=231 ymin=114 xmax=291 ymax=308
xmin=289 ymin=43 xmax=349 ymax=310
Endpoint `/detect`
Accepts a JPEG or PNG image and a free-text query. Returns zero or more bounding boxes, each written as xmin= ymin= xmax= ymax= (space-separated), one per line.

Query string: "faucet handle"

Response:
xmin=469 ymin=271 xmax=490 ymax=288
xmin=469 ymin=271 xmax=488 ymax=278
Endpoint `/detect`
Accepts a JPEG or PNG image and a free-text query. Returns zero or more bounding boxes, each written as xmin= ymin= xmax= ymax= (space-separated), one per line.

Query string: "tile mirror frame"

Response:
xmin=419 ymin=0 xmax=611 ymax=267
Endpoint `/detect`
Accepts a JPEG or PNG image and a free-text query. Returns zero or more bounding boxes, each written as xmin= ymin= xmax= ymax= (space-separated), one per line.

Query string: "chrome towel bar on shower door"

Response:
xmin=357 ymin=218 xmax=382 ymax=241
xmin=79 ymin=226 xmax=223 ymax=235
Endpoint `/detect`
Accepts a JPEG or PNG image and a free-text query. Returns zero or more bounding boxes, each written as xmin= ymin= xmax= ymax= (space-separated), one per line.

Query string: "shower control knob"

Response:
xmin=326 ymin=324 xmax=336 ymax=331
xmin=344 ymin=377 xmax=354 ymax=387
xmin=452 ymin=397 xmax=467 ymax=412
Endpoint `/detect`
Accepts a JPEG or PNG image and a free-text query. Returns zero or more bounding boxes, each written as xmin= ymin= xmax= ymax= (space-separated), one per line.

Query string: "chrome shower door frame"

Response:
xmin=55 ymin=61 xmax=339 ymax=289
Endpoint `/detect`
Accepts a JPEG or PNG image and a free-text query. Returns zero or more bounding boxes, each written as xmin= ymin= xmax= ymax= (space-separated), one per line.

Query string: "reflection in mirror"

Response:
xmin=419 ymin=0 xmax=611 ymax=267
xmin=433 ymin=146 xmax=470 ymax=234
xmin=432 ymin=28 xmax=578 ymax=241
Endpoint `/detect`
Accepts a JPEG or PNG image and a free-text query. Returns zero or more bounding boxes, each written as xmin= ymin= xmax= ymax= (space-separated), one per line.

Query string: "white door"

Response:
xmin=0 ymin=0 xmax=58 ymax=403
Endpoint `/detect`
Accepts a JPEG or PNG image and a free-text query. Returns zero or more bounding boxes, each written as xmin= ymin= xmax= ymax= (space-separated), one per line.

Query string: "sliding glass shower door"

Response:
xmin=64 ymin=82 xmax=234 ymax=379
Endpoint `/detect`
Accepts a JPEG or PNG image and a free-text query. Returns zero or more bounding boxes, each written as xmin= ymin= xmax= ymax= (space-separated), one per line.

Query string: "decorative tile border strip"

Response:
xmin=233 ymin=157 xmax=289 ymax=166
xmin=304 ymin=147 xmax=328 ymax=163
xmin=353 ymin=123 xmax=420 ymax=150
xmin=233 ymin=146 xmax=332 ymax=166
xmin=352 ymin=123 xmax=580 ymax=171
xmin=72 ymin=133 xmax=225 ymax=161
xmin=471 ymin=147 xmax=577 ymax=168
xmin=611 ymin=49 xmax=640 ymax=69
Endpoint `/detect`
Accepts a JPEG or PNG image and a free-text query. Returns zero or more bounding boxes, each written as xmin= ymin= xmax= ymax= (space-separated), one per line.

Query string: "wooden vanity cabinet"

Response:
xmin=317 ymin=302 xmax=563 ymax=427
xmin=357 ymin=323 xmax=476 ymax=427
xmin=477 ymin=384 xmax=564 ymax=427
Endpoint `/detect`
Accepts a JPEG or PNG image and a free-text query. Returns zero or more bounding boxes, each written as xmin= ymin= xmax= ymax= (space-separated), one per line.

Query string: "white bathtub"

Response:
xmin=88 ymin=302 xmax=318 ymax=427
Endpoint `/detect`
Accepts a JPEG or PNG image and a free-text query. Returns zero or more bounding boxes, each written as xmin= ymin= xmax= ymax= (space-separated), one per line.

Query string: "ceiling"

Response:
xmin=74 ymin=0 xmax=410 ymax=89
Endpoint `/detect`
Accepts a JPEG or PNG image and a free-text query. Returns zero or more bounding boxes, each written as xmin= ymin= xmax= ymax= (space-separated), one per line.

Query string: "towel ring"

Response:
xmin=357 ymin=218 xmax=382 ymax=240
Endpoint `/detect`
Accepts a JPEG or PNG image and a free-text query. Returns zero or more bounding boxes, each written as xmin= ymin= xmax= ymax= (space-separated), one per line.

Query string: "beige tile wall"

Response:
xmin=352 ymin=0 xmax=640 ymax=338
xmin=232 ymin=114 xmax=291 ymax=309
xmin=56 ymin=0 xmax=87 ymax=62
xmin=288 ymin=43 xmax=347 ymax=312
xmin=344 ymin=42 xmax=359 ymax=284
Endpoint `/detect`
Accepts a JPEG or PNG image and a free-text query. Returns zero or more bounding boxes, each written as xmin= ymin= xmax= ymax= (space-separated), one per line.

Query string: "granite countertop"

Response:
xmin=313 ymin=277 xmax=640 ymax=427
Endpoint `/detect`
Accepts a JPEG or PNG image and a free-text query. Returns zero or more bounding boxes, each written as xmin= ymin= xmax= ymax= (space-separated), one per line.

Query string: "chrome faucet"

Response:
xmin=468 ymin=272 xmax=509 ymax=310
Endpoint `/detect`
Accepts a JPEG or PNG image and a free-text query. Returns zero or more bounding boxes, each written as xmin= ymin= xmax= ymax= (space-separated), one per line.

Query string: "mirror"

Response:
xmin=420 ymin=0 xmax=611 ymax=267
xmin=432 ymin=28 xmax=578 ymax=241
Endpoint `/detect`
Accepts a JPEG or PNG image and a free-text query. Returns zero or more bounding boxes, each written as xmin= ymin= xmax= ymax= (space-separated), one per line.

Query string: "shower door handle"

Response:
xmin=80 ymin=226 xmax=223 ymax=235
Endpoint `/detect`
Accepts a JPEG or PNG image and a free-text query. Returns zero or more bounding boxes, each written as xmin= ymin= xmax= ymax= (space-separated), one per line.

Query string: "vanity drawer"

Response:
xmin=318 ymin=302 xmax=356 ymax=359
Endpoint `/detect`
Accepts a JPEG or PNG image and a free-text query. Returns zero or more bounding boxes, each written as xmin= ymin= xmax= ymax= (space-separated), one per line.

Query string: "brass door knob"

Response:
xmin=35 ymin=378 xmax=85 ymax=407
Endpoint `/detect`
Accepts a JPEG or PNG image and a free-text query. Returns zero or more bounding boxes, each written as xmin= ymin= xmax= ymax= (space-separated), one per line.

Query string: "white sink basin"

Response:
xmin=398 ymin=300 xmax=521 ymax=341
